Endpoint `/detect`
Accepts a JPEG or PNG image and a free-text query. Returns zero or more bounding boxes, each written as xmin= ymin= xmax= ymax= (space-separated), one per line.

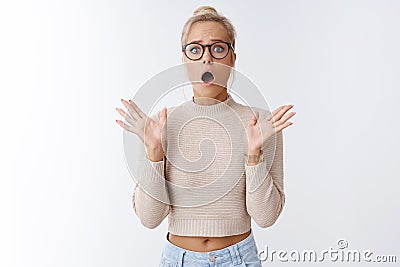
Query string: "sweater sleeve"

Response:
xmin=245 ymin=110 xmax=286 ymax=228
xmin=132 ymin=110 xmax=171 ymax=229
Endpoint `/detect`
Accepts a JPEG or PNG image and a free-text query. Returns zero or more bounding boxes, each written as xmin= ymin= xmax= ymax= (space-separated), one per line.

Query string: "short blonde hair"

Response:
xmin=181 ymin=6 xmax=237 ymax=49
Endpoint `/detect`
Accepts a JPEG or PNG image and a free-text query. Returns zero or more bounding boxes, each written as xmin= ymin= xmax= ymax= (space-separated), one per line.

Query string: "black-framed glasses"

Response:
xmin=182 ymin=41 xmax=234 ymax=61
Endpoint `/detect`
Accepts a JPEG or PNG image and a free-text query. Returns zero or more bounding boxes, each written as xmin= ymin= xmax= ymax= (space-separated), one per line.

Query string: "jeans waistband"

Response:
xmin=162 ymin=229 xmax=256 ymax=266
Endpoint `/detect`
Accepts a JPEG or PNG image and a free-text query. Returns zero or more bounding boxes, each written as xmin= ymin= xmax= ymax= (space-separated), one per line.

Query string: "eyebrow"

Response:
xmin=187 ymin=39 xmax=228 ymax=44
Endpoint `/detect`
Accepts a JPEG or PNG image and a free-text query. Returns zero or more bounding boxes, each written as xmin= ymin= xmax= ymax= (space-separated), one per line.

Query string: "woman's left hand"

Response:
xmin=244 ymin=105 xmax=296 ymax=154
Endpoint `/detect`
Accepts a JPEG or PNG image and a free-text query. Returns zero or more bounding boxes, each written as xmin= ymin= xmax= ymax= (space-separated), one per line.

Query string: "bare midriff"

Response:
xmin=167 ymin=230 xmax=251 ymax=252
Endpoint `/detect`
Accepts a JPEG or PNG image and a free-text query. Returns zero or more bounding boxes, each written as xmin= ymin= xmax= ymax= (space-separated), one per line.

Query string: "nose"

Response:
xmin=202 ymin=46 xmax=213 ymax=64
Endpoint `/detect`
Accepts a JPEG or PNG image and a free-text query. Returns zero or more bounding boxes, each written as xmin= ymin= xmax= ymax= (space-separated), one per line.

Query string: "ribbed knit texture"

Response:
xmin=132 ymin=94 xmax=286 ymax=237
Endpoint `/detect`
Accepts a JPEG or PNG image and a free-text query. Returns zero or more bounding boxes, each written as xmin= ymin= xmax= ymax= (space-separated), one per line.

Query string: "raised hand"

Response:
xmin=116 ymin=99 xmax=167 ymax=160
xmin=245 ymin=105 xmax=295 ymax=154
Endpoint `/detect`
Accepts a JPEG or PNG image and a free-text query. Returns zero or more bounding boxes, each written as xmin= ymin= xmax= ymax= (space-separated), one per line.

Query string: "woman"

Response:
xmin=116 ymin=6 xmax=295 ymax=267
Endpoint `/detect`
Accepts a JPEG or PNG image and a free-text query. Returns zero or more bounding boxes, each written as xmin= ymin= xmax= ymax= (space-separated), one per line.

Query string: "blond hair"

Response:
xmin=181 ymin=6 xmax=237 ymax=49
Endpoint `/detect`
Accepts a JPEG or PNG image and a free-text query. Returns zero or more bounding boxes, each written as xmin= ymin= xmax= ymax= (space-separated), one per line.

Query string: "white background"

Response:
xmin=1 ymin=0 xmax=399 ymax=266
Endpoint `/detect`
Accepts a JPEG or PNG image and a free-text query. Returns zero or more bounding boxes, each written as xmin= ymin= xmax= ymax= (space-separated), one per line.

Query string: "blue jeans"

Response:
xmin=159 ymin=229 xmax=262 ymax=267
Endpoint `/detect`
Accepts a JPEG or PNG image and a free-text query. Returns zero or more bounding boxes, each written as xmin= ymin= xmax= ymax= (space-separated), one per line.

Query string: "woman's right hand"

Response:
xmin=116 ymin=98 xmax=167 ymax=160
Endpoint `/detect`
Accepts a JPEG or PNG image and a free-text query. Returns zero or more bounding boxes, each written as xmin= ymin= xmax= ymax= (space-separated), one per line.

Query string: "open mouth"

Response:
xmin=201 ymin=71 xmax=215 ymax=84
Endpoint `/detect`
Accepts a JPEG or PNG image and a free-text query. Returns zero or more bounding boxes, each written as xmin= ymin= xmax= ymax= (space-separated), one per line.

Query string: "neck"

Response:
xmin=192 ymin=91 xmax=229 ymax=105
xmin=184 ymin=90 xmax=235 ymax=116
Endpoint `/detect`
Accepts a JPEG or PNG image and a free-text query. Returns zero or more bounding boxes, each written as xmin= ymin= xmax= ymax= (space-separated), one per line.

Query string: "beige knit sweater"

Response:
xmin=132 ymin=94 xmax=285 ymax=237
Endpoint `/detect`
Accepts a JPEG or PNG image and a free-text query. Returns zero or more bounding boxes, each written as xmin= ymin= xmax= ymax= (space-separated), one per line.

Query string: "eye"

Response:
xmin=190 ymin=47 xmax=200 ymax=54
xmin=213 ymin=45 xmax=225 ymax=53
xmin=186 ymin=44 xmax=202 ymax=55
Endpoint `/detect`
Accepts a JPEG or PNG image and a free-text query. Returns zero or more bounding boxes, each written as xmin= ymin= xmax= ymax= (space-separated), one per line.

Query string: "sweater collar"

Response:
xmin=183 ymin=93 xmax=236 ymax=116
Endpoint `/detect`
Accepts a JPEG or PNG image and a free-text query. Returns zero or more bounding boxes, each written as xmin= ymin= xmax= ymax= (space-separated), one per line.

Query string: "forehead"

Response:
xmin=186 ymin=21 xmax=230 ymax=43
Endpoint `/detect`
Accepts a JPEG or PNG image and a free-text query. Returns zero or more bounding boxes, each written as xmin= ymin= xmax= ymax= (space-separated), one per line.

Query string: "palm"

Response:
xmin=115 ymin=99 xmax=167 ymax=149
xmin=244 ymin=105 xmax=295 ymax=152
xmin=245 ymin=120 xmax=273 ymax=152
xmin=136 ymin=114 xmax=164 ymax=149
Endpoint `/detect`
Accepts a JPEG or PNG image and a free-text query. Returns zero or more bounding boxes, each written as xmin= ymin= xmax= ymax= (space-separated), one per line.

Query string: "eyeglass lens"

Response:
xmin=184 ymin=42 xmax=230 ymax=60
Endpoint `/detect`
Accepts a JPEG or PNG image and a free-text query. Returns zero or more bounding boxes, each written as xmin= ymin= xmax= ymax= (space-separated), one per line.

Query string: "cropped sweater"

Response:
xmin=132 ymin=94 xmax=286 ymax=237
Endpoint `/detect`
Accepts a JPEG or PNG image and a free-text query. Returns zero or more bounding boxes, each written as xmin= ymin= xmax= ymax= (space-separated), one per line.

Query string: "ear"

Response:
xmin=232 ymin=52 xmax=237 ymax=66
